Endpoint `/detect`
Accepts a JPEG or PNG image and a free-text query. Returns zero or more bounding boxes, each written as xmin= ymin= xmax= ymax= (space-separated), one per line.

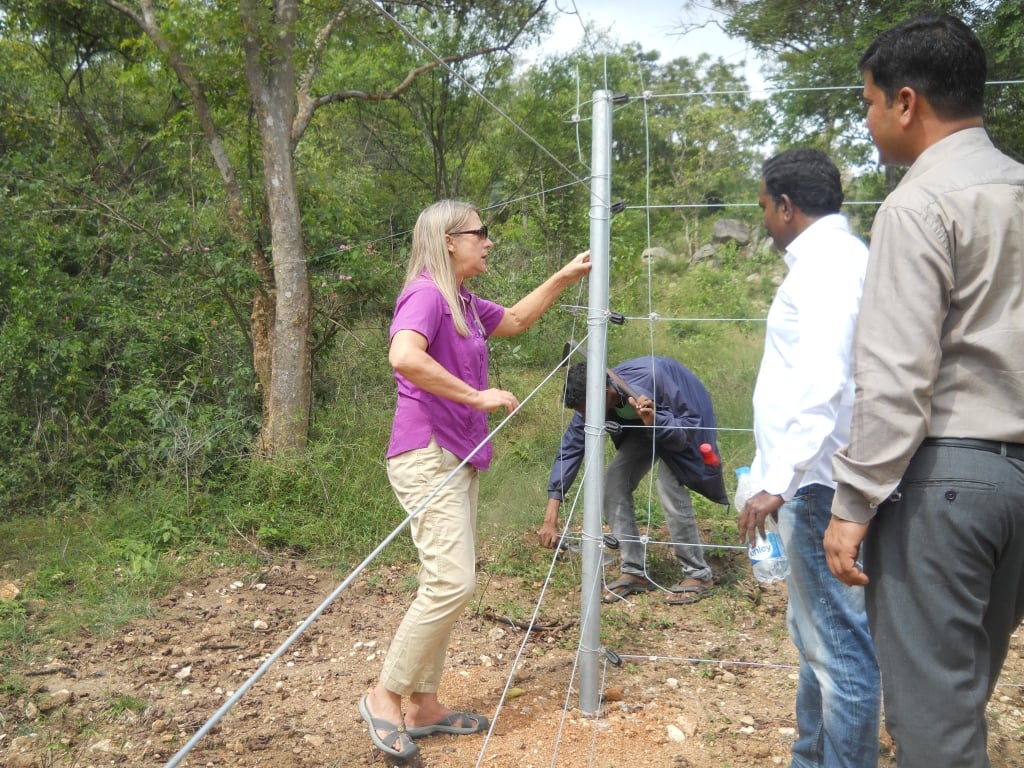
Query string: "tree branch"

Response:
xmin=291 ymin=0 xmax=547 ymax=144
xmin=102 ymin=0 xmax=274 ymax=288
xmin=293 ymin=7 xmax=352 ymax=143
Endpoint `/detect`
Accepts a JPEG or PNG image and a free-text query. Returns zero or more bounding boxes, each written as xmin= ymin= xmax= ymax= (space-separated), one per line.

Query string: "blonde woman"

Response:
xmin=359 ymin=200 xmax=590 ymax=760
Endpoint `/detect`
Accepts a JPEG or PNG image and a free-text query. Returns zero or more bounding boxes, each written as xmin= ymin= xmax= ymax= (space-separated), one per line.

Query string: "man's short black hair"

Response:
xmin=562 ymin=362 xmax=589 ymax=409
xmin=859 ymin=14 xmax=985 ymax=120
xmin=762 ymin=148 xmax=843 ymax=217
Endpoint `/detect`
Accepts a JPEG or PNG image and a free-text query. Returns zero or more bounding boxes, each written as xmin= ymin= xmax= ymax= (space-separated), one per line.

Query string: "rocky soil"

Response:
xmin=3 ymin=541 xmax=1024 ymax=768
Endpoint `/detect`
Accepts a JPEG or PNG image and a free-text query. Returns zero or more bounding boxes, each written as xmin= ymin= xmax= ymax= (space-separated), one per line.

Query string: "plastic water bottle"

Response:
xmin=735 ymin=467 xmax=790 ymax=583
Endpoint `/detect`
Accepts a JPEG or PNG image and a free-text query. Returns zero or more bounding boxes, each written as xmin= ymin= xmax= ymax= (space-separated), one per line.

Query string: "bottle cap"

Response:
xmin=699 ymin=443 xmax=720 ymax=467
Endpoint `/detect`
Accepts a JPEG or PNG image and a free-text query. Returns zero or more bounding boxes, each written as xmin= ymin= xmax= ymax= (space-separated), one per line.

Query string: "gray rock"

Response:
xmin=690 ymin=244 xmax=718 ymax=264
xmin=711 ymin=219 xmax=752 ymax=245
xmin=641 ymin=246 xmax=674 ymax=263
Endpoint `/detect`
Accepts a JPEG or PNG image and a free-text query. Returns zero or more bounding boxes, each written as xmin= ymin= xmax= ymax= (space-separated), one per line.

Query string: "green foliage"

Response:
xmin=223 ymin=345 xmax=418 ymax=566
xmin=0 ymin=0 xmax=779 ymax=515
xmin=982 ymin=2 xmax=1024 ymax=161
xmin=0 ymin=0 xmax=831 ymax=667
xmin=0 ymin=0 xmax=264 ymax=513
xmin=0 ymin=244 xmax=767 ymax=655
xmin=224 ymin=446 xmax=413 ymax=565
xmin=105 ymin=693 xmax=148 ymax=719
xmin=705 ymin=0 xmax=1024 ymax=162
xmin=0 ymin=491 xmax=193 ymax=654
xmin=0 ymin=242 xmax=259 ymax=511
xmin=0 ymin=596 xmax=28 ymax=626
xmin=667 ymin=254 xmax=770 ymax=331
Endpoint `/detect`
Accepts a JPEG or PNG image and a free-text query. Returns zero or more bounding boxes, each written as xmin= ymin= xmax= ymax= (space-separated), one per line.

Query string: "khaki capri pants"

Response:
xmin=380 ymin=437 xmax=479 ymax=696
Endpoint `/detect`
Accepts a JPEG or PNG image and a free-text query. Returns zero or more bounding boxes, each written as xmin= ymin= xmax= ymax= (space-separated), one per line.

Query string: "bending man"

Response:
xmin=540 ymin=356 xmax=727 ymax=605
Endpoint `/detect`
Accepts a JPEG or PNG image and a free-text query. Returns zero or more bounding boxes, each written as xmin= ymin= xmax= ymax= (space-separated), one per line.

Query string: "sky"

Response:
xmin=534 ymin=0 xmax=768 ymax=93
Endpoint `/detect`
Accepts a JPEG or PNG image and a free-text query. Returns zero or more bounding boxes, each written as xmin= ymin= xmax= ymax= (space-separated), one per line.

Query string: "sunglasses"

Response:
xmin=447 ymin=225 xmax=489 ymax=240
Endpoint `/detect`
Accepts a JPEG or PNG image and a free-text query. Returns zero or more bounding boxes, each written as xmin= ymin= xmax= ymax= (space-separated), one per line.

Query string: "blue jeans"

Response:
xmin=777 ymin=484 xmax=880 ymax=768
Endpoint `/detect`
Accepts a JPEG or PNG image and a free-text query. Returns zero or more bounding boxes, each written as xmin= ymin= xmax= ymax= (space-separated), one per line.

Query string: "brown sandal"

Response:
xmin=602 ymin=574 xmax=655 ymax=603
xmin=664 ymin=578 xmax=716 ymax=605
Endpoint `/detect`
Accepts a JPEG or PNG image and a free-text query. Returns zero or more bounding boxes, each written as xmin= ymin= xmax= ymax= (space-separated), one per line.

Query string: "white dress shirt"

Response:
xmin=751 ymin=213 xmax=868 ymax=500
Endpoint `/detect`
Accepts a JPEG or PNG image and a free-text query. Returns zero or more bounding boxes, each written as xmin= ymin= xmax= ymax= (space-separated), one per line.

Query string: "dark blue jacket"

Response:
xmin=547 ymin=356 xmax=728 ymax=505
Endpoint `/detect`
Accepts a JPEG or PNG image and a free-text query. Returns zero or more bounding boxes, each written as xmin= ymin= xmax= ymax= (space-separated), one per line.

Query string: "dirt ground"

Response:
xmin=4 ymin=539 xmax=1024 ymax=768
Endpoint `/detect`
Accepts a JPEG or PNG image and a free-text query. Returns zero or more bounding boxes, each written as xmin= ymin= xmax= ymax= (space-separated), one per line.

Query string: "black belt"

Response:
xmin=922 ymin=437 xmax=1024 ymax=460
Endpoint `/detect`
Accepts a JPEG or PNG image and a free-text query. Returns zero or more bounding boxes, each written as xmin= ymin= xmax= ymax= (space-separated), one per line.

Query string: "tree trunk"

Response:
xmin=243 ymin=0 xmax=311 ymax=456
xmin=259 ymin=144 xmax=311 ymax=455
xmin=251 ymin=289 xmax=276 ymax=455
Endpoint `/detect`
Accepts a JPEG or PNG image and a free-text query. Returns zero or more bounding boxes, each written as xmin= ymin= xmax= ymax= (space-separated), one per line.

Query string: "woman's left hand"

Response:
xmin=560 ymin=251 xmax=592 ymax=282
xmin=471 ymin=387 xmax=520 ymax=413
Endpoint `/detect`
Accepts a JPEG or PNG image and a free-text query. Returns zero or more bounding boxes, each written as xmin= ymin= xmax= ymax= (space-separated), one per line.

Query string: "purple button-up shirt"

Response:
xmin=387 ymin=275 xmax=505 ymax=470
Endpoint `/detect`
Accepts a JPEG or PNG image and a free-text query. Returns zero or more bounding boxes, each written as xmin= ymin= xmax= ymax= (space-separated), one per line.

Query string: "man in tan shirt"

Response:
xmin=824 ymin=14 xmax=1024 ymax=767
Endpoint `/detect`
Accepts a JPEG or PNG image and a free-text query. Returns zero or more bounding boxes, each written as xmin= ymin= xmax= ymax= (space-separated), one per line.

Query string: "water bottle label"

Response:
xmin=749 ymin=532 xmax=783 ymax=562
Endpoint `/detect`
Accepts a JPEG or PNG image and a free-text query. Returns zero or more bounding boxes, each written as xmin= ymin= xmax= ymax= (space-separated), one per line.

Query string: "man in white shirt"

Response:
xmin=737 ymin=148 xmax=880 ymax=768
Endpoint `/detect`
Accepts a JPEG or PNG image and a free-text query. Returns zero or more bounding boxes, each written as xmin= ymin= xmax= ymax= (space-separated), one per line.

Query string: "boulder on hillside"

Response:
xmin=711 ymin=218 xmax=752 ymax=246
xmin=641 ymin=246 xmax=674 ymax=263
xmin=690 ymin=244 xmax=718 ymax=265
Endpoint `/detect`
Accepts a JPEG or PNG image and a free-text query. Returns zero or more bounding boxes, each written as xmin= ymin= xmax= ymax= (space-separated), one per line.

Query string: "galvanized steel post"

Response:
xmin=579 ymin=89 xmax=613 ymax=714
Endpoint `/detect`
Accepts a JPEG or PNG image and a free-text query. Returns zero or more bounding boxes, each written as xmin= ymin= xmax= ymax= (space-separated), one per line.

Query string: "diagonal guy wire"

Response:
xmin=163 ymin=329 xmax=592 ymax=768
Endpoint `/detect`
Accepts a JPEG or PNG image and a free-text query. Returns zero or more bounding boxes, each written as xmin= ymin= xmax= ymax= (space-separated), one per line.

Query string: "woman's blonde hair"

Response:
xmin=403 ymin=199 xmax=479 ymax=337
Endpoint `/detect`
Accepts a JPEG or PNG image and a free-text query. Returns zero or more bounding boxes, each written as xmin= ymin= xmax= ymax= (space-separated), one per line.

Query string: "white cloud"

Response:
xmin=532 ymin=0 xmax=765 ymax=91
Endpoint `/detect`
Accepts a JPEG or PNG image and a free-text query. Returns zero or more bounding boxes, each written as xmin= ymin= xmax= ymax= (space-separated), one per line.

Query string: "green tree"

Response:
xmin=0 ymin=1 xmax=260 ymax=509
xmin=0 ymin=3 xmax=772 ymax=513
xmin=468 ymin=40 xmax=766 ymax=339
xmin=0 ymin=0 xmax=549 ymax=459
xmin=0 ymin=0 xmax=562 ymax=510
xmin=693 ymin=0 xmax=1024 ymax=164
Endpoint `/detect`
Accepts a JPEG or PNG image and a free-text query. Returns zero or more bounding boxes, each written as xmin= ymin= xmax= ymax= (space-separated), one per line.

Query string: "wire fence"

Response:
xmin=161 ymin=8 xmax=1024 ymax=765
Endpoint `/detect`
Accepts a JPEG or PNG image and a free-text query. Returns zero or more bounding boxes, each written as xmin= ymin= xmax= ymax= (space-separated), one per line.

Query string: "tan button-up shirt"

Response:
xmin=832 ymin=127 xmax=1024 ymax=524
